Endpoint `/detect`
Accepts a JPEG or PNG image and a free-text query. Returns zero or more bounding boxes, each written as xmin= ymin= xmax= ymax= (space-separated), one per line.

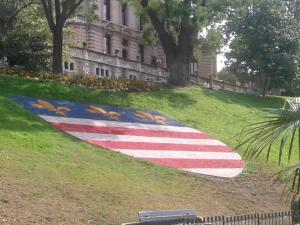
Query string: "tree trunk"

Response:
xmin=263 ymin=75 xmax=271 ymax=97
xmin=166 ymin=54 xmax=191 ymax=86
xmin=295 ymin=0 xmax=300 ymax=21
xmin=52 ymin=27 xmax=63 ymax=74
xmin=260 ymin=73 xmax=270 ymax=97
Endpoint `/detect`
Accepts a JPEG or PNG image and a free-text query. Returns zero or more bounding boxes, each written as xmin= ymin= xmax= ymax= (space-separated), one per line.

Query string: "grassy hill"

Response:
xmin=0 ymin=75 xmax=294 ymax=225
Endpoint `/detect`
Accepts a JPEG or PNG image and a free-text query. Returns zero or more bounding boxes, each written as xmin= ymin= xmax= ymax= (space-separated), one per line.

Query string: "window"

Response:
xmin=103 ymin=0 xmax=111 ymax=20
xmin=70 ymin=63 xmax=74 ymax=71
xmin=122 ymin=49 xmax=128 ymax=59
xmin=64 ymin=62 xmax=69 ymax=70
xmin=129 ymin=75 xmax=137 ymax=80
xmin=121 ymin=3 xmax=127 ymax=26
xmin=105 ymin=70 xmax=110 ymax=78
xmin=96 ymin=68 xmax=100 ymax=75
xmin=104 ymin=34 xmax=111 ymax=54
xmin=122 ymin=39 xmax=129 ymax=59
xmin=101 ymin=68 xmax=104 ymax=76
xmin=139 ymin=45 xmax=144 ymax=63
xmin=194 ymin=62 xmax=198 ymax=75
xmin=64 ymin=62 xmax=75 ymax=71
xmin=122 ymin=39 xmax=128 ymax=47
xmin=151 ymin=56 xmax=157 ymax=66
xmin=190 ymin=61 xmax=198 ymax=76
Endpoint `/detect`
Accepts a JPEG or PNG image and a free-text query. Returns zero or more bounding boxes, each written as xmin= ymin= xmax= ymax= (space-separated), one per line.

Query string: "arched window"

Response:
xmin=139 ymin=45 xmax=144 ymax=63
xmin=121 ymin=3 xmax=127 ymax=26
xmin=64 ymin=62 xmax=69 ymax=70
xmin=122 ymin=49 xmax=128 ymax=59
xmin=104 ymin=34 xmax=111 ymax=55
xmin=70 ymin=62 xmax=74 ymax=71
xmin=103 ymin=0 xmax=111 ymax=20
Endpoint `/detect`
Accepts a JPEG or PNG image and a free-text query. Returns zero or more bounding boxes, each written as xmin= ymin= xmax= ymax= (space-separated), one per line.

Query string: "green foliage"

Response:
xmin=197 ymin=28 xmax=224 ymax=56
xmin=125 ymin=0 xmax=235 ymax=85
xmin=0 ymin=0 xmax=35 ymax=36
xmin=134 ymin=0 xmax=219 ymax=45
xmin=237 ymin=98 xmax=300 ymax=200
xmin=225 ymin=0 xmax=300 ymax=96
xmin=218 ymin=69 xmax=239 ymax=84
xmin=282 ymin=0 xmax=300 ymax=21
xmin=77 ymin=0 xmax=98 ymax=24
xmin=0 ymin=5 xmax=52 ymax=71
xmin=140 ymin=23 xmax=157 ymax=46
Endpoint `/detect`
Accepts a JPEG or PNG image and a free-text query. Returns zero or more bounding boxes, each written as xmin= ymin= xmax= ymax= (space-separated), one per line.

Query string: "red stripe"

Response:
xmin=88 ymin=140 xmax=234 ymax=152
xmin=143 ymin=158 xmax=244 ymax=169
xmin=52 ymin=122 xmax=212 ymax=139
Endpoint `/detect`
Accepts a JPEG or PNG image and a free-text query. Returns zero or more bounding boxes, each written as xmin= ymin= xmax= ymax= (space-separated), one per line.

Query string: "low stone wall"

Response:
xmin=66 ymin=47 xmax=168 ymax=82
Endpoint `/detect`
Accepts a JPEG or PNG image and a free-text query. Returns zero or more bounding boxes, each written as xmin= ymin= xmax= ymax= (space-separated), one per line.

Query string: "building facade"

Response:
xmin=64 ymin=0 xmax=216 ymax=82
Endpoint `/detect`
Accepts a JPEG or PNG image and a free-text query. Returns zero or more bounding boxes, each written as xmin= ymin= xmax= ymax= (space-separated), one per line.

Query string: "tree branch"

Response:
xmin=139 ymin=0 xmax=177 ymax=55
xmin=55 ymin=0 xmax=61 ymax=25
xmin=40 ymin=0 xmax=55 ymax=31
xmin=64 ymin=0 xmax=85 ymax=21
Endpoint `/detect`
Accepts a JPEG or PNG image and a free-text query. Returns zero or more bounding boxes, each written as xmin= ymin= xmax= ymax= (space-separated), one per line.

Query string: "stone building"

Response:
xmin=63 ymin=0 xmax=216 ymax=82
xmin=191 ymin=55 xmax=217 ymax=79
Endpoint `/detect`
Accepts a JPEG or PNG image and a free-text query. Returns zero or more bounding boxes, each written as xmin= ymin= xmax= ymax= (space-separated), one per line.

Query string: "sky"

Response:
xmin=217 ymin=54 xmax=226 ymax=72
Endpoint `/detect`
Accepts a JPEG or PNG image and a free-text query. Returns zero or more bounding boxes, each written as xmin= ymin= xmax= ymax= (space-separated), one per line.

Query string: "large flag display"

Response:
xmin=12 ymin=96 xmax=244 ymax=178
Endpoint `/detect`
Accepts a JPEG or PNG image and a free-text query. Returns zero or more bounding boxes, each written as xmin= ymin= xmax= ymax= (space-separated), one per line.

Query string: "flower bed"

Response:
xmin=0 ymin=67 xmax=165 ymax=92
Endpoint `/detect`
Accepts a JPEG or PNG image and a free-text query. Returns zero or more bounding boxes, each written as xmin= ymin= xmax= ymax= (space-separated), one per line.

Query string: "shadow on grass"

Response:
xmin=0 ymin=97 xmax=50 ymax=132
xmin=0 ymin=75 xmax=197 ymax=132
xmin=0 ymin=75 xmax=197 ymax=108
xmin=199 ymin=87 xmax=284 ymax=110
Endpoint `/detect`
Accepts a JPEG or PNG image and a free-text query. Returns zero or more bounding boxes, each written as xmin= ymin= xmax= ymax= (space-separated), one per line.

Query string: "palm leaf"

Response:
xmin=237 ymin=98 xmax=300 ymax=199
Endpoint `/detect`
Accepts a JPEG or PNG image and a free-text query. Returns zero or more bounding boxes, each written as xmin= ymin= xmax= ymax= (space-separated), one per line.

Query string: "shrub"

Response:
xmin=0 ymin=67 xmax=165 ymax=92
xmin=0 ymin=5 xmax=52 ymax=72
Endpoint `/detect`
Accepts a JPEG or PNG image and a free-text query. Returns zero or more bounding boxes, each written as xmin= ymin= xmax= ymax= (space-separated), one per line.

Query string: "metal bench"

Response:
xmin=138 ymin=209 xmax=198 ymax=223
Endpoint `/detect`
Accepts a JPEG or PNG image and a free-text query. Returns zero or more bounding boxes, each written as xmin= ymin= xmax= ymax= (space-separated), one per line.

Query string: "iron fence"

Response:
xmin=123 ymin=211 xmax=300 ymax=225
xmin=193 ymin=76 xmax=252 ymax=94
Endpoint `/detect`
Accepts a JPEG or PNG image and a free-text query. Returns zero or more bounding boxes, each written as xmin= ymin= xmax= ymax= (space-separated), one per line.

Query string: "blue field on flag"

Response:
xmin=11 ymin=96 xmax=245 ymax=178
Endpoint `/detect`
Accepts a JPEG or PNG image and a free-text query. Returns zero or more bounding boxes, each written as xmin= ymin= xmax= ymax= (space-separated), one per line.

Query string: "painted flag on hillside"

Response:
xmin=11 ymin=96 xmax=244 ymax=178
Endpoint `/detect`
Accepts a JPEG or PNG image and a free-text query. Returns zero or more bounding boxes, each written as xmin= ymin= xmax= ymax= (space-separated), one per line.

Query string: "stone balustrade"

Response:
xmin=69 ymin=47 xmax=168 ymax=80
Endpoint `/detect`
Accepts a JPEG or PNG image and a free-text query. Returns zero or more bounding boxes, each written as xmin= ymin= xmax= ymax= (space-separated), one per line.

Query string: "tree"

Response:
xmin=0 ymin=0 xmax=36 ymax=36
xmin=217 ymin=69 xmax=238 ymax=84
xmin=40 ymin=0 xmax=87 ymax=74
xmin=282 ymin=0 xmax=300 ymax=21
xmin=225 ymin=0 xmax=300 ymax=96
xmin=0 ymin=5 xmax=52 ymax=71
xmin=131 ymin=0 xmax=225 ymax=86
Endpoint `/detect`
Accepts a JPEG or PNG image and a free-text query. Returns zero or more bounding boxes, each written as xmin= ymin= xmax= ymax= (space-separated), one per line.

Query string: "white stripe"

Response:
xmin=40 ymin=115 xmax=200 ymax=133
xmin=114 ymin=150 xmax=241 ymax=160
xmin=183 ymin=168 xmax=244 ymax=178
xmin=67 ymin=132 xmax=226 ymax=145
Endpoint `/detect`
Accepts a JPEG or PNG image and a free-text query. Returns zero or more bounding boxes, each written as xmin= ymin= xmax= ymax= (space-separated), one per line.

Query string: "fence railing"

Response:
xmin=123 ymin=211 xmax=300 ymax=225
xmin=193 ymin=76 xmax=252 ymax=95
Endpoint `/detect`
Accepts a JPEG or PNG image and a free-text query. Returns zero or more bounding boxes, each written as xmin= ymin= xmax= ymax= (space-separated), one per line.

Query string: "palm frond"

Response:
xmin=275 ymin=164 xmax=300 ymax=201
xmin=237 ymin=98 xmax=300 ymax=198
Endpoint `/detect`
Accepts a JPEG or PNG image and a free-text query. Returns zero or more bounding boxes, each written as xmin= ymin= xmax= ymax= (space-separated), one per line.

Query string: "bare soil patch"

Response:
xmin=0 ymin=169 xmax=289 ymax=225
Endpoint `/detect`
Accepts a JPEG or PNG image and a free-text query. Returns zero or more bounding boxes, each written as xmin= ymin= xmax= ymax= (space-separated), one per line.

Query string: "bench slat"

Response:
xmin=140 ymin=215 xmax=197 ymax=223
xmin=138 ymin=209 xmax=197 ymax=223
xmin=139 ymin=210 xmax=196 ymax=217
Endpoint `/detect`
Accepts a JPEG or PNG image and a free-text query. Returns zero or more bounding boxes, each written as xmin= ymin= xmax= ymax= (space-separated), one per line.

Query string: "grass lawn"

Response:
xmin=0 ymin=75 xmax=295 ymax=225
